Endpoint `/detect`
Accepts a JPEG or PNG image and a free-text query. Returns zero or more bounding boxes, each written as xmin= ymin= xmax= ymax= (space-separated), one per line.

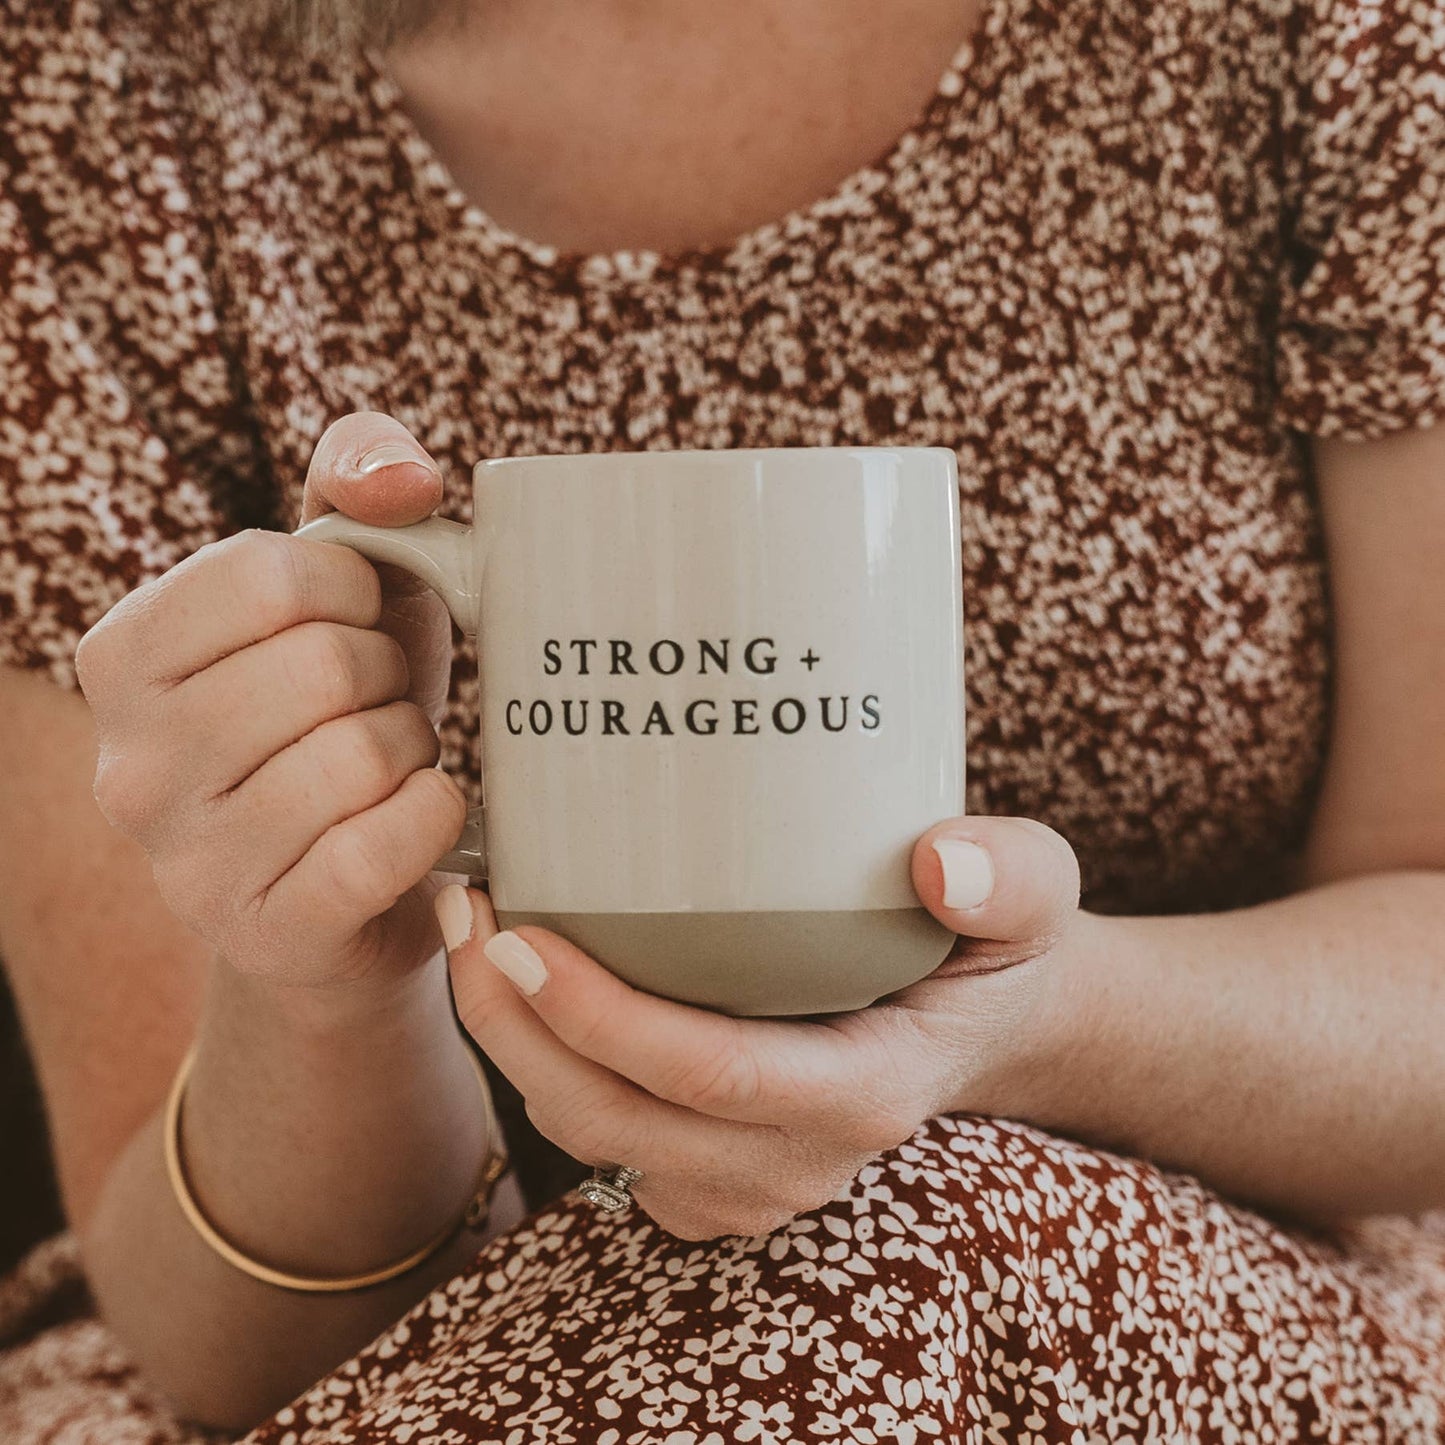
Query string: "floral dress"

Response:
xmin=1 ymin=0 xmax=1443 ymax=1438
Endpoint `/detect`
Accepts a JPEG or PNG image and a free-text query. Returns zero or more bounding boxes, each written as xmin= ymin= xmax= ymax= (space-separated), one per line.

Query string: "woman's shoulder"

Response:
xmin=0 ymin=0 xmax=257 ymax=163
xmin=0 ymin=0 xmax=215 ymax=182
xmin=0 ymin=0 xmax=276 ymax=606
xmin=0 ymin=0 xmax=201 ymax=75
xmin=0 ymin=0 xmax=214 ymax=308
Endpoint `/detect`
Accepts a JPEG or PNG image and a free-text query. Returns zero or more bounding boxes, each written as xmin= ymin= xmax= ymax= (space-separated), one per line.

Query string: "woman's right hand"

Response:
xmin=73 ymin=412 xmax=465 ymax=999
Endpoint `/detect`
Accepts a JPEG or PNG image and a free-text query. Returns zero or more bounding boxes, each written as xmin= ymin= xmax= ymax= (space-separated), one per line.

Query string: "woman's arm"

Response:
xmin=1008 ymin=874 xmax=1445 ymax=1221
xmin=0 ymin=666 xmax=523 ymax=1433
xmin=0 ymin=415 xmax=538 ymax=1432
xmin=977 ymin=422 xmax=1445 ymax=1223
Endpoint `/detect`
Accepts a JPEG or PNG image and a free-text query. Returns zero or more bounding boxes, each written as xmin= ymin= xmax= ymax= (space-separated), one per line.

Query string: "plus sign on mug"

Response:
xmin=297 ymin=446 xmax=965 ymax=1017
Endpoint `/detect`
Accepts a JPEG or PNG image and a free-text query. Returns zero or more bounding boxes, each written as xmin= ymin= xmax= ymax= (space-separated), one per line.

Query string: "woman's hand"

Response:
xmin=74 ymin=412 xmax=463 ymax=1002
xmin=441 ymin=815 xmax=1081 ymax=1241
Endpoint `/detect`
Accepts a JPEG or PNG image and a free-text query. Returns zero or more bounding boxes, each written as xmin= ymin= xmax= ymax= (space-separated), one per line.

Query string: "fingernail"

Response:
xmin=358 ymin=443 xmax=439 ymax=475
xmin=434 ymin=884 xmax=474 ymax=952
xmin=483 ymin=931 xmax=548 ymax=996
xmin=934 ymin=839 xmax=994 ymax=910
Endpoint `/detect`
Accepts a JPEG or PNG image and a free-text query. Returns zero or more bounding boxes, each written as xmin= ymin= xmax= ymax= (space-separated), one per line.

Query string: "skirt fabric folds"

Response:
xmin=2 ymin=1114 xmax=1442 ymax=1443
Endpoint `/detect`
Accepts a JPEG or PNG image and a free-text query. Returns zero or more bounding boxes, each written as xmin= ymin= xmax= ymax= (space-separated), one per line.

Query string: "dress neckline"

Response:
xmin=356 ymin=0 xmax=1009 ymax=287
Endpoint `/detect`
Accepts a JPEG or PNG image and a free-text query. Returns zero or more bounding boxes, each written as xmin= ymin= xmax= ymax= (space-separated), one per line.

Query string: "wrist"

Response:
xmin=184 ymin=952 xmax=491 ymax=1277
xmin=964 ymin=909 xmax=1118 ymax=1128
xmin=195 ymin=945 xmax=477 ymax=1139
xmin=205 ymin=939 xmax=452 ymax=1045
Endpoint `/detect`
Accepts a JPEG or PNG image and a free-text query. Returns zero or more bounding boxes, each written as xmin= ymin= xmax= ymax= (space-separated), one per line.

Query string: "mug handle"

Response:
xmin=293 ymin=512 xmax=486 ymax=878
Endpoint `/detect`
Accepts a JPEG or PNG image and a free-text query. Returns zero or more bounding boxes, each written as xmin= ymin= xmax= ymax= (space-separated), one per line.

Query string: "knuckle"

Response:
xmin=91 ymin=749 xmax=157 ymax=833
xmin=522 ymin=1096 xmax=561 ymax=1147
xmin=72 ymin=621 xmax=107 ymax=693
xmin=661 ymin=1030 xmax=758 ymax=1113
xmin=394 ymin=700 xmax=442 ymax=770
xmin=1015 ymin=881 xmax=1078 ymax=950
xmin=523 ymin=1095 xmax=575 ymax=1152
xmin=338 ymin=712 xmax=403 ymax=799
xmin=316 ymin=816 xmax=401 ymax=916
xmin=74 ymin=592 xmax=154 ymax=698
xmin=1053 ymin=873 xmax=1083 ymax=935
xmin=835 ymin=1061 xmax=924 ymax=1152
xmin=308 ymin=538 xmax=385 ymax=625
xmin=233 ymin=529 xmax=312 ymax=631
xmin=561 ymin=1105 xmax=619 ymax=1163
xmin=526 ymin=1089 xmax=625 ymax=1163
xmin=557 ymin=996 xmax=616 ymax=1061
xmin=1056 ymin=842 xmax=1083 ymax=910
xmin=315 ymin=623 xmax=362 ymax=695
xmin=415 ymin=763 xmax=467 ymax=827
xmin=765 ymin=1171 xmax=840 ymax=1224
xmin=742 ymin=1173 xmax=812 ymax=1227
xmin=289 ymin=622 xmax=361 ymax=713
xmin=373 ymin=631 xmax=411 ymax=696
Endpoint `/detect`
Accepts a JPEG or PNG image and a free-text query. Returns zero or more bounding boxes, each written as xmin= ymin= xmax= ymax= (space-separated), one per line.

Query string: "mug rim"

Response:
xmin=473 ymin=444 xmax=958 ymax=481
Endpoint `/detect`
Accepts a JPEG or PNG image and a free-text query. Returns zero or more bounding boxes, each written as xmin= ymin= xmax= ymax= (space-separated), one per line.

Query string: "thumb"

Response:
xmin=300 ymin=410 xmax=444 ymax=526
xmin=300 ymin=411 xmax=454 ymax=723
xmin=911 ymin=816 xmax=1081 ymax=958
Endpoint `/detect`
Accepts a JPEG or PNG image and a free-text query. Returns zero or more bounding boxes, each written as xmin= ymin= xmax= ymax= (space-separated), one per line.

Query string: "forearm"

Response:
xmin=996 ymin=870 xmax=1445 ymax=1223
xmin=80 ymin=948 xmax=514 ymax=1433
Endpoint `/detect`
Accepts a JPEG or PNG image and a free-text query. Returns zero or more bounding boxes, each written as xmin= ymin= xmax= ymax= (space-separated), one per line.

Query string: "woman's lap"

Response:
xmin=3 ymin=1116 xmax=1442 ymax=1444
xmin=237 ymin=1116 xmax=1445 ymax=1444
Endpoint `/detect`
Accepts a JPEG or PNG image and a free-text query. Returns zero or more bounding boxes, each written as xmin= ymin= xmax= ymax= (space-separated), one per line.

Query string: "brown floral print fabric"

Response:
xmin=1 ymin=0 xmax=1444 ymax=1438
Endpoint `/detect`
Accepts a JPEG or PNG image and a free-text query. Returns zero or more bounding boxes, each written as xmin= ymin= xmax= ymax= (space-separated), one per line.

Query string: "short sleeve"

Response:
xmin=1274 ymin=0 xmax=1445 ymax=440
xmin=0 ymin=189 xmax=231 ymax=690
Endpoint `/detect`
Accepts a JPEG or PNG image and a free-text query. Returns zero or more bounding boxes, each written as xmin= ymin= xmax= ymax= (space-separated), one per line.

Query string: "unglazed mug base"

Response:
xmin=492 ymin=907 xmax=958 ymax=1017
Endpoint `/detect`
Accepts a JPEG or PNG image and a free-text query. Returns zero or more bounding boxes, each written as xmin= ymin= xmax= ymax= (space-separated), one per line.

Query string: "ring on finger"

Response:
xmin=577 ymin=1162 xmax=645 ymax=1213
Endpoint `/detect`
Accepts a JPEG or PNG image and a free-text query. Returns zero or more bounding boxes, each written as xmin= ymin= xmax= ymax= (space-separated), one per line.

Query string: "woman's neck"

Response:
xmin=378 ymin=0 xmax=985 ymax=255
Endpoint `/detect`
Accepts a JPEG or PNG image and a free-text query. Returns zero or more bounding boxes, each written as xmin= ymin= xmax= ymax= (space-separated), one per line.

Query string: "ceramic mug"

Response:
xmin=295 ymin=446 xmax=965 ymax=1017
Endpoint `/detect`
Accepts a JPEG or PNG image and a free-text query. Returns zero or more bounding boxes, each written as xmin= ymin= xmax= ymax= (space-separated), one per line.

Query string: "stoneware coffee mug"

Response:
xmin=295 ymin=446 xmax=965 ymax=1017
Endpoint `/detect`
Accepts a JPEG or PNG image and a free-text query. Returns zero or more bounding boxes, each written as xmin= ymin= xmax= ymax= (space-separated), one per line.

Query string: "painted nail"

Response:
xmin=433 ymin=883 xmax=474 ymax=952
xmin=483 ymin=931 xmax=548 ymax=996
xmin=358 ymin=443 xmax=438 ymax=475
xmin=933 ymin=839 xmax=995 ymax=911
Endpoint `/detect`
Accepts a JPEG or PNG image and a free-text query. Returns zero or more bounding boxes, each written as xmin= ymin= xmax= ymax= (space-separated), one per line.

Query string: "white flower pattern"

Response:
xmin=0 ymin=0 xmax=1444 ymax=1438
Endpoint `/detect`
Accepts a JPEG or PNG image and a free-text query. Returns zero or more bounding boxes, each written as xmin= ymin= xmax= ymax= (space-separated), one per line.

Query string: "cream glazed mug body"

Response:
xmin=295 ymin=446 xmax=966 ymax=1017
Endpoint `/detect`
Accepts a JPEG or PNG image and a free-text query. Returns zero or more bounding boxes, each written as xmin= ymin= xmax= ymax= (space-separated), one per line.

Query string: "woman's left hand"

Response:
xmin=439 ymin=815 xmax=1081 ymax=1242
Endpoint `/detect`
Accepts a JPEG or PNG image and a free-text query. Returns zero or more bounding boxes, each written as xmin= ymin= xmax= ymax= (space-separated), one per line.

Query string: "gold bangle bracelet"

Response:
xmin=163 ymin=1041 xmax=510 ymax=1294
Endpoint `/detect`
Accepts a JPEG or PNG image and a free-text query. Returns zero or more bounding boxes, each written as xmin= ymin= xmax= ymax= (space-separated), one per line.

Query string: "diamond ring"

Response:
xmin=578 ymin=1163 xmax=645 ymax=1213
